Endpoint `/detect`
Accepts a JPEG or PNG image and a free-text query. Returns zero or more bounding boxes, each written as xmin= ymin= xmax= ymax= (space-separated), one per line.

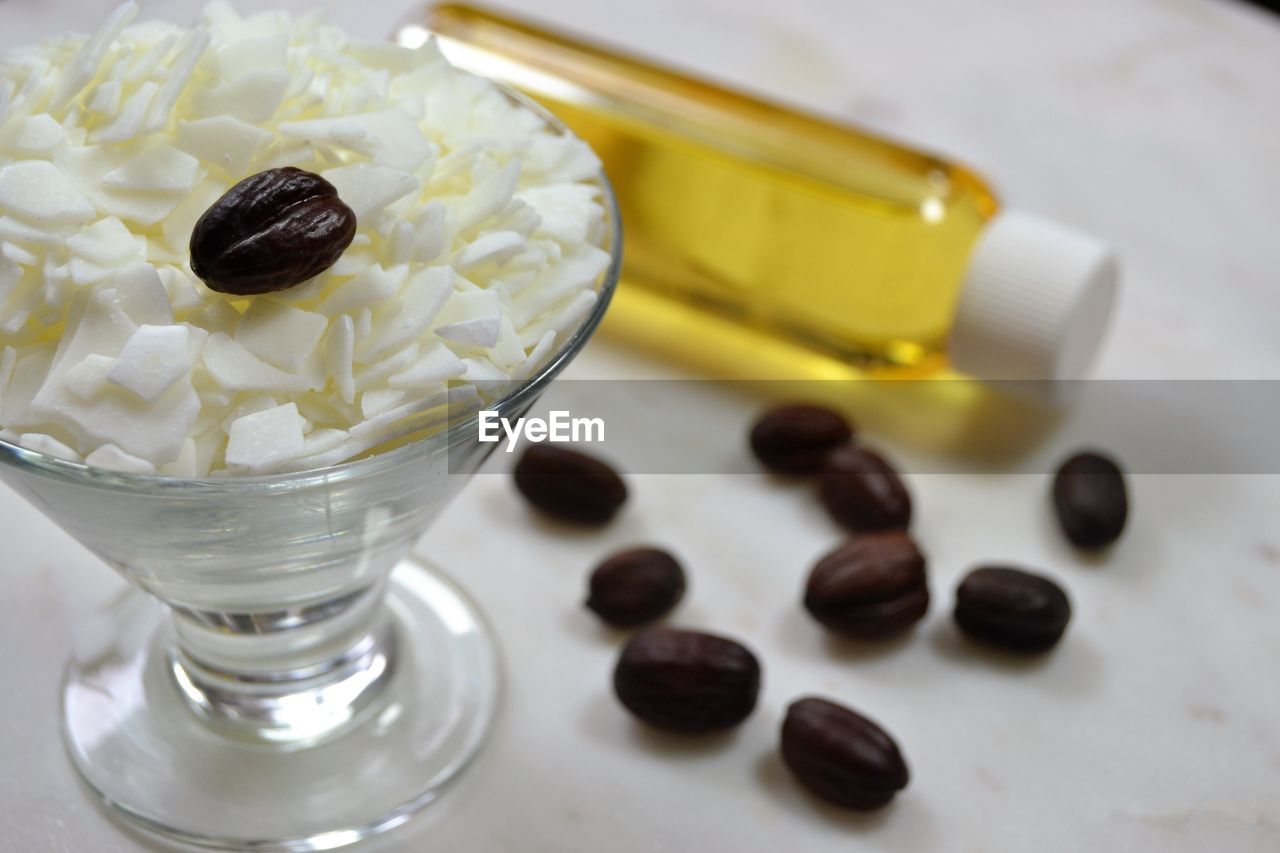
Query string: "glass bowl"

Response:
xmin=0 ymin=84 xmax=622 ymax=850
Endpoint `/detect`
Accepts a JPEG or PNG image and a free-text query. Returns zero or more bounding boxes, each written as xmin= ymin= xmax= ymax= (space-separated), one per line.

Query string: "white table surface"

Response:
xmin=2 ymin=0 xmax=1280 ymax=851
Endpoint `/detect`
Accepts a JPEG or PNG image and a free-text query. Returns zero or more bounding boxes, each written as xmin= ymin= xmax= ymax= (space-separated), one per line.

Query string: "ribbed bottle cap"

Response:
xmin=950 ymin=212 xmax=1119 ymax=385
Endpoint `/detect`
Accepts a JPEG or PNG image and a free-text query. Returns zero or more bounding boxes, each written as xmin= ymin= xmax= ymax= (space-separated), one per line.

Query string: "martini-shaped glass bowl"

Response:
xmin=0 ymin=93 xmax=621 ymax=851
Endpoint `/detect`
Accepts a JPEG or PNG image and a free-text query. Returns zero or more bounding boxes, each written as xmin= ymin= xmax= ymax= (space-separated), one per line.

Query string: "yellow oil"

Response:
xmin=420 ymin=3 xmax=1001 ymax=379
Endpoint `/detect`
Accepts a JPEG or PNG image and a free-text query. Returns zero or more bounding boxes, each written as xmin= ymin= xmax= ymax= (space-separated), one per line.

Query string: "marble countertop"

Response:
xmin=2 ymin=0 xmax=1279 ymax=851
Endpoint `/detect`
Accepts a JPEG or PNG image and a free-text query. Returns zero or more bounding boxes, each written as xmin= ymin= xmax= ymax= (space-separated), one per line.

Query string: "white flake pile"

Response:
xmin=0 ymin=2 xmax=611 ymax=476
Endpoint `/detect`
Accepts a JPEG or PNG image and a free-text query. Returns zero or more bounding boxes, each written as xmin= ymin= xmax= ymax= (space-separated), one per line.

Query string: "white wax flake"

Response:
xmin=208 ymin=34 xmax=289 ymax=80
xmin=327 ymin=244 xmax=373 ymax=277
xmin=0 ymin=346 xmax=14 ymax=398
xmin=186 ymin=298 xmax=239 ymax=337
xmin=461 ymin=357 xmax=509 ymax=385
xmin=434 ymin=290 xmax=503 ymax=348
xmin=456 ymin=160 xmax=521 ymax=231
xmin=255 ymin=139 xmax=313 ymax=172
xmin=176 ymin=116 xmax=270 ymax=176
xmin=492 ymin=198 xmax=542 ymax=239
xmin=270 ymin=271 xmax=331 ymax=305
xmin=326 ymin=315 xmax=356 ymax=405
xmin=145 ymin=28 xmax=211 ymax=134
xmin=43 ymin=288 xmax=137 ymax=384
xmin=103 ymin=144 xmax=201 ymax=193
xmin=24 ymin=295 xmax=197 ymax=465
xmin=87 ymin=80 xmax=123 ymax=116
xmin=190 ymin=426 xmax=219 ymax=477
xmin=36 ymin=264 xmax=71 ymax=314
xmin=279 ymin=110 xmax=434 ymax=172
xmin=2 ymin=275 xmax=42 ymax=334
xmin=218 ymin=395 xmax=283 ymax=435
xmin=67 ymin=217 xmax=146 ymax=266
xmin=452 ymin=231 xmax=526 ymax=271
xmin=411 ymin=202 xmax=448 ymax=263
xmin=518 ymin=184 xmax=601 ymax=246
xmin=19 ymin=433 xmax=81 ymax=462
xmin=55 ymin=146 xmax=184 ymax=227
xmin=107 ymin=324 xmax=194 ymax=402
xmin=429 ymin=142 xmax=480 ymax=187
xmin=42 ymin=374 xmax=199 ymax=468
xmin=63 ymin=354 xmax=116 ymax=401
xmin=354 ymin=344 xmax=419 ymax=392
xmin=158 ymin=436 xmax=198 ymax=477
xmin=67 ymin=258 xmax=115 ymax=287
xmin=0 ymin=348 xmax=53 ymax=426
xmin=526 ymin=134 xmax=602 ymax=183
xmin=224 ymin=402 xmax=305 ymax=472
xmin=202 ymin=333 xmax=322 ymax=394
xmin=93 ymin=81 xmax=160 ymax=144
xmin=387 ymin=221 xmax=414 ymax=265
xmin=302 ymin=427 xmax=348 ymax=456
xmin=0 ymin=256 xmax=22 ymax=306
xmin=487 ymin=316 xmax=526 ymax=372
xmin=519 ymin=290 xmax=599 ymax=348
xmin=387 ymin=342 xmax=465 ymax=389
xmin=513 ymin=244 xmax=612 ymax=327
xmin=51 ymin=1 xmax=141 ymax=109
xmin=156 ymin=266 xmax=203 ymax=312
xmin=109 ymin=264 xmax=174 ymax=326
xmin=85 ymin=443 xmax=156 ymax=474
xmin=349 ymin=385 xmax=453 ymax=439
xmin=192 ymin=69 xmax=289 ymax=125
xmin=1 ymin=242 xmax=39 ymax=267
xmin=318 ymin=264 xmax=405 ymax=316
xmin=321 ymin=163 xmax=418 ymax=220
xmin=160 ymin=179 xmax=224 ymax=254
xmin=5 ymin=114 xmax=68 ymax=156
xmin=235 ymin=301 xmax=329 ymax=373
xmin=0 ymin=216 xmax=66 ymax=247
xmin=0 ymin=161 xmax=96 ymax=226
xmin=357 ymin=266 xmax=451 ymax=362
xmin=517 ymin=330 xmax=559 ymax=380
xmin=345 ymin=40 xmax=423 ymax=72
xmin=125 ymin=31 xmax=179 ymax=82
xmin=361 ymin=388 xmax=407 ymax=419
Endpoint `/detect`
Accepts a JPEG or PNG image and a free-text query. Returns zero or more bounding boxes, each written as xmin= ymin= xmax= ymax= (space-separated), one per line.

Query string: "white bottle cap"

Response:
xmin=950 ymin=211 xmax=1119 ymax=384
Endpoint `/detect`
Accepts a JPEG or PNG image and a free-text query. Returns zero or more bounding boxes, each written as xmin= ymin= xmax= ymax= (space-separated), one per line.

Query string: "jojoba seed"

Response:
xmin=804 ymin=532 xmax=929 ymax=640
xmin=750 ymin=404 xmax=853 ymax=475
xmin=819 ymin=445 xmax=912 ymax=532
xmin=586 ymin=547 xmax=686 ymax=627
xmin=1052 ymin=450 xmax=1128 ymax=549
xmin=513 ymin=444 xmax=627 ymax=525
xmin=613 ymin=627 xmax=760 ymax=733
xmin=954 ymin=566 xmax=1072 ymax=653
xmin=781 ymin=696 xmax=910 ymax=811
xmin=190 ymin=167 xmax=357 ymax=296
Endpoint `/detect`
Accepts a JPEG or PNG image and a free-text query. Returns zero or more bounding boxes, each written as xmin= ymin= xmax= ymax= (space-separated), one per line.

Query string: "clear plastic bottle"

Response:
xmin=402 ymin=4 xmax=1119 ymax=384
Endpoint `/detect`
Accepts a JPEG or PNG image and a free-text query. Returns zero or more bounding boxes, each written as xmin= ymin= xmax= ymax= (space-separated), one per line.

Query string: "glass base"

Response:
xmin=62 ymin=558 xmax=501 ymax=851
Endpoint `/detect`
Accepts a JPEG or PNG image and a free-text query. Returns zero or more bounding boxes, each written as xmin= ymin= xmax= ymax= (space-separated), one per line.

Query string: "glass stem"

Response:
xmin=168 ymin=582 xmax=397 ymax=745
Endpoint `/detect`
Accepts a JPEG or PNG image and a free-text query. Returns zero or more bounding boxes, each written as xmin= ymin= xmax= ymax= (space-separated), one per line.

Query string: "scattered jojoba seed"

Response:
xmin=587 ymin=547 xmax=686 ymax=627
xmin=781 ymin=696 xmax=910 ymax=811
xmin=613 ymin=627 xmax=761 ymax=733
xmin=750 ymin=403 xmax=853 ymax=475
xmin=513 ymin=444 xmax=627 ymax=525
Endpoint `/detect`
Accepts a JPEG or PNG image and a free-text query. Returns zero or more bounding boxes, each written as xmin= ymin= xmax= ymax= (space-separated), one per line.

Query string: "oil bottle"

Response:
xmin=398 ymin=4 xmax=1119 ymax=385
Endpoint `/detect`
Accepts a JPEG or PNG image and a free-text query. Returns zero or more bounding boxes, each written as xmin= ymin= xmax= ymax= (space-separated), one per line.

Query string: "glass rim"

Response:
xmin=0 ymin=83 xmax=623 ymax=494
